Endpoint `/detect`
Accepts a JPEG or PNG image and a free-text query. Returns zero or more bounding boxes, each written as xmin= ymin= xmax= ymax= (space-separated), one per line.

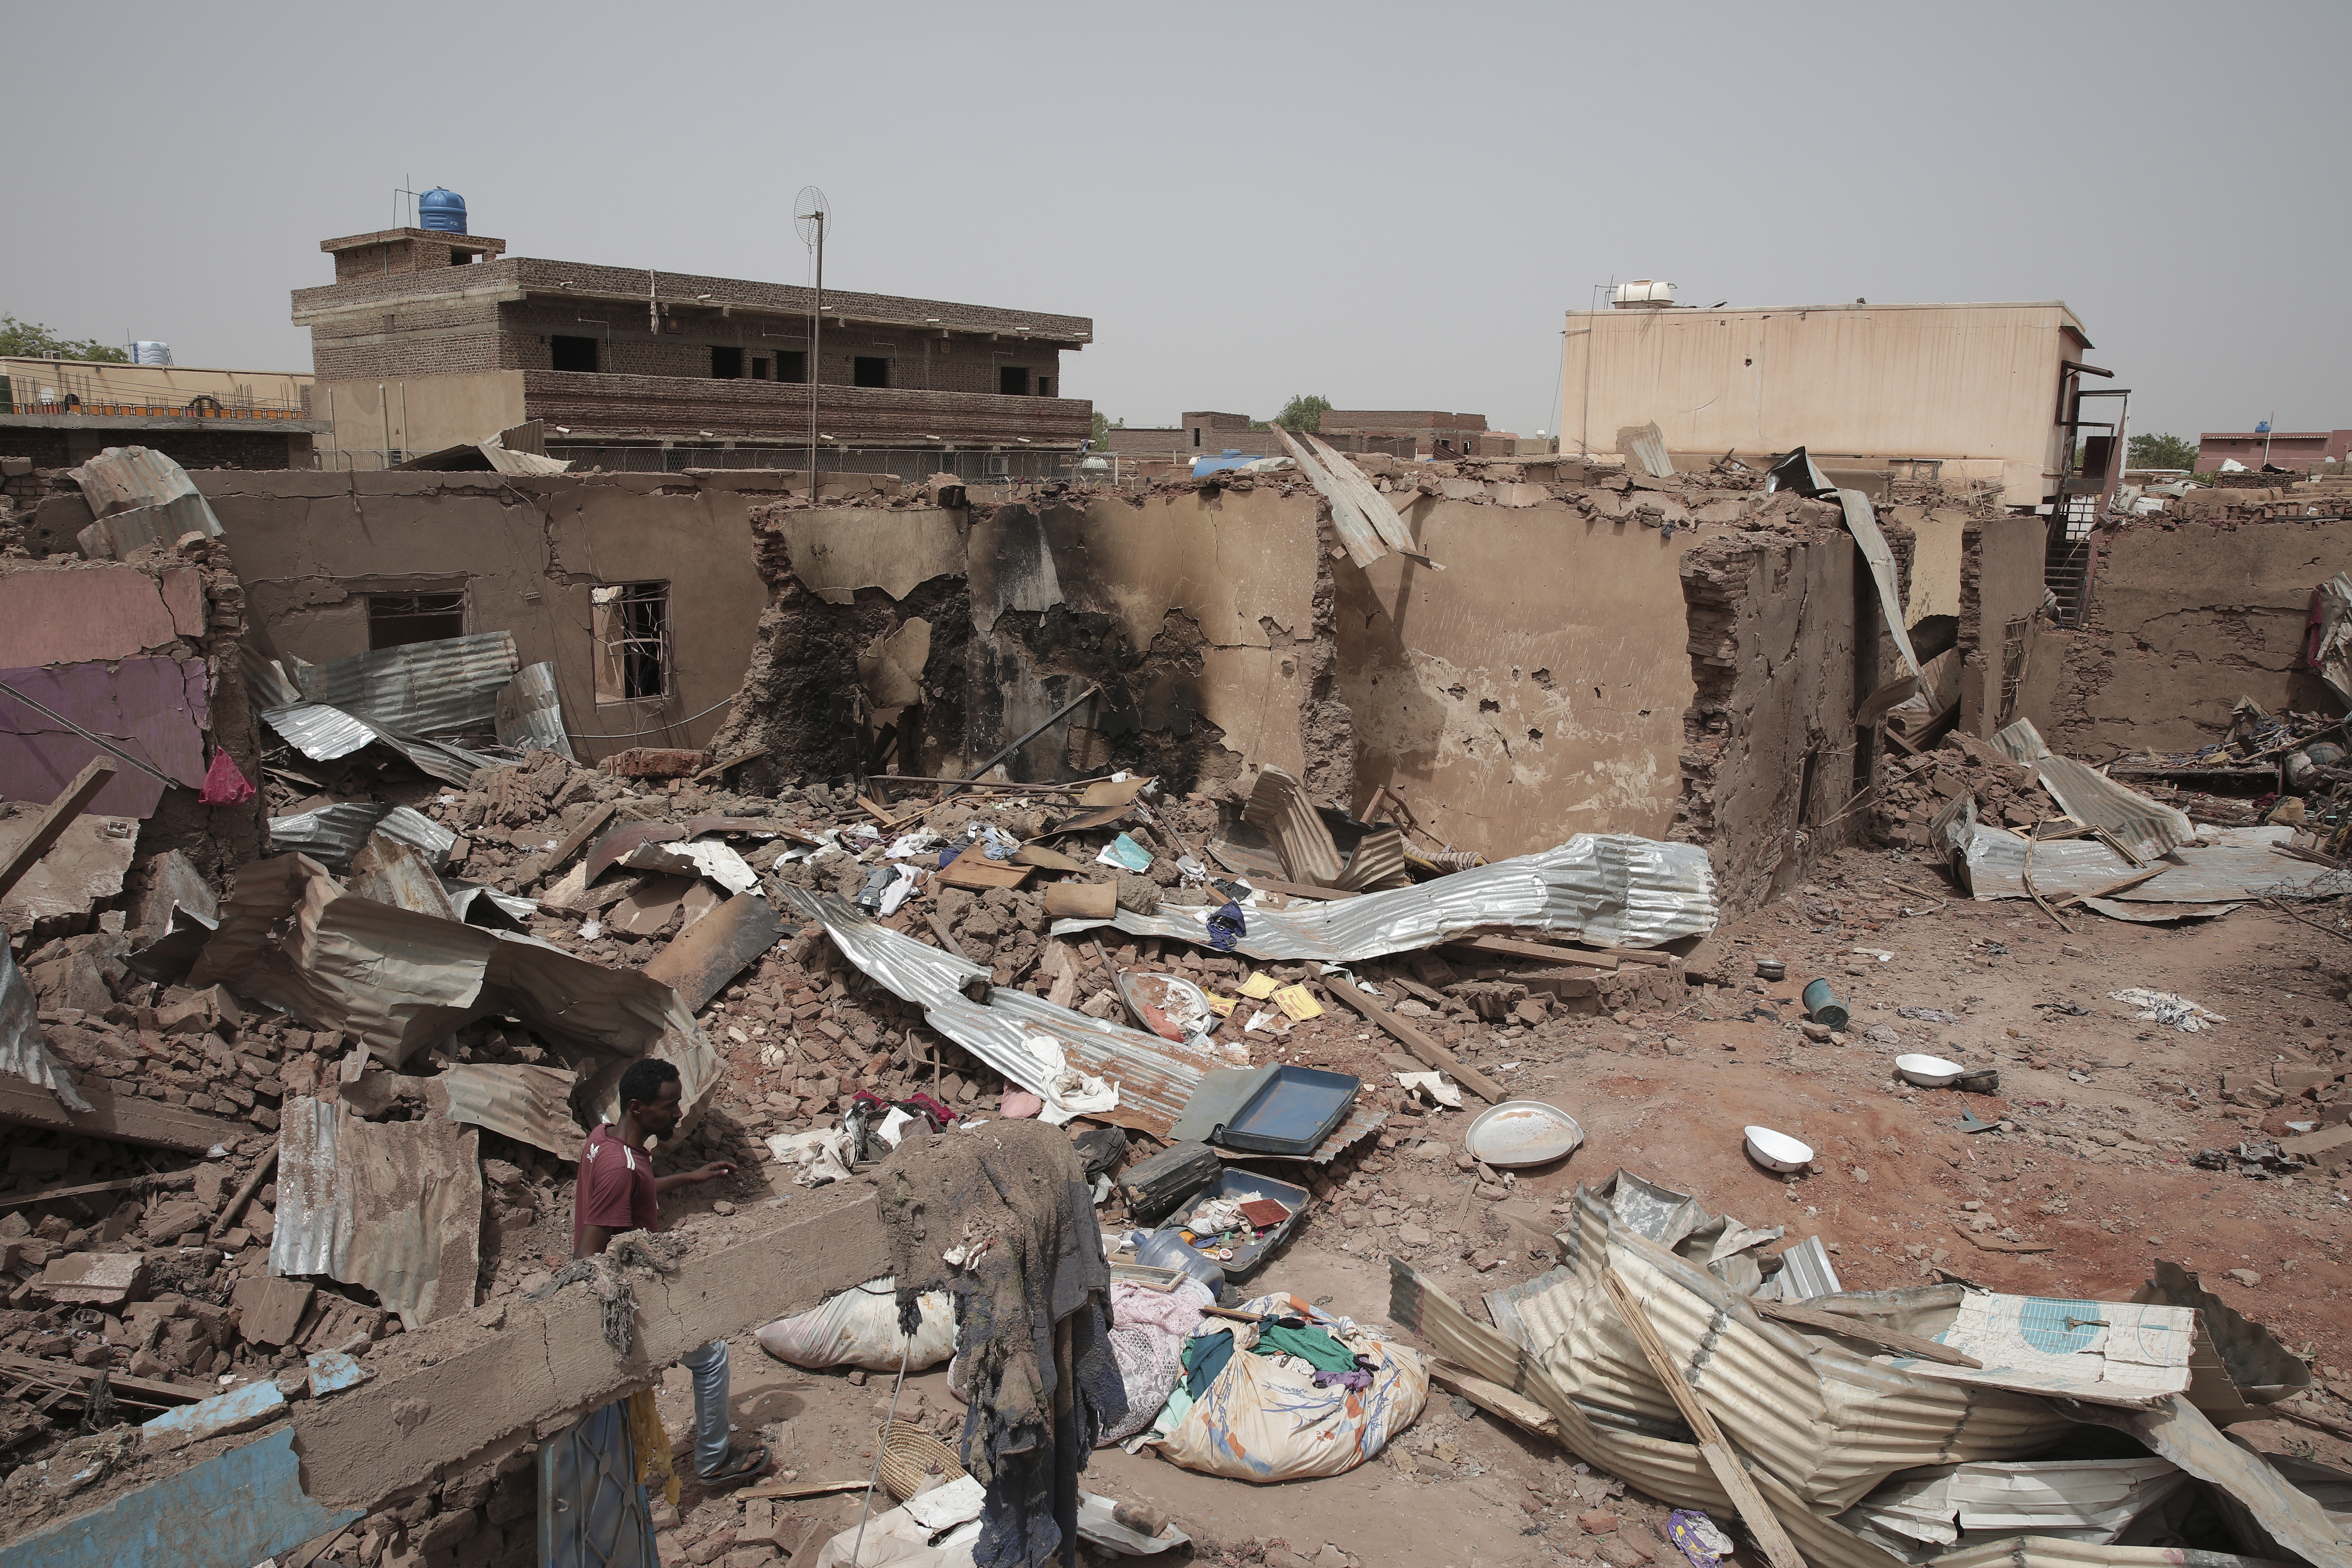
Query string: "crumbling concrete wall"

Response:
xmin=1335 ymin=498 xmax=1695 ymax=854
xmin=192 ymin=470 xmax=779 ymax=762
xmin=1893 ymin=502 xmax=1969 ymax=628
xmin=2045 ymin=515 xmax=2352 ymax=760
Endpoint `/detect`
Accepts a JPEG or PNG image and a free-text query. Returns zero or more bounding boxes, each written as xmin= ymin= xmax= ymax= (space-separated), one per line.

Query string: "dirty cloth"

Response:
xmin=1098 ymin=1277 xmax=1213 ymax=1446
xmin=1253 ymin=1322 xmax=1358 ymax=1373
xmin=768 ymin=1126 xmax=856 ymax=1185
xmin=2109 ymin=988 xmax=2227 ymax=1032
xmin=624 ymin=1387 xmax=681 ymax=1507
xmin=1183 ymin=1325 xmax=1239 ymax=1399
xmin=878 ymin=1121 xmax=1123 ymax=1568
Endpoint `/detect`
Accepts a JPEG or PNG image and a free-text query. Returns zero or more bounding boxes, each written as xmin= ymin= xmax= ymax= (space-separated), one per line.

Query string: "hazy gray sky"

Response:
xmin=12 ymin=1 xmax=2346 ymax=443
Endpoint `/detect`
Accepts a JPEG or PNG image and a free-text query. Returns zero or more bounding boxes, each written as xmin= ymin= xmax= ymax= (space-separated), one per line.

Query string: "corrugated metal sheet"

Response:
xmin=1992 ymin=719 xmax=2193 ymax=861
xmin=495 ymin=661 xmax=573 ymax=758
xmin=70 ymin=444 xmax=206 ymax=517
xmin=295 ymin=632 xmax=519 ymax=738
xmin=0 ymin=943 xmax=91 ymax=1112
xmin=1617 ymin=421 xmax=1675 ymax=478
xmin=260 ymin=702 xmax=495 ymax=786
xmin=270 ymin=1092 xmax=481 ymax=1330
xmin=781 ymin=886 xmax=1383 ymax=1157
xmin=268 ymin=803 xmax=454 ymax=872
xmin=432 ymin=1062 xmax=583 ymax=1160
xmin=75 ymin=493 xmax=223 ymax=560
xmin=1056 ymin=834 xmax=1717 ymax=960
xmin=1271 ymin=427 xmax=1388 ymax=569
xmin=1763 ymin=1234 xmax=1844 ymax=1302
xmin=1960 ymin=829 xmax=2336 ymax=903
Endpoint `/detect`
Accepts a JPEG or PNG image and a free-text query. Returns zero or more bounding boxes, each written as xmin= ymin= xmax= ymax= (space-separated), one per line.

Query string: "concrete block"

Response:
xmin=2283 ymin=1124 xmax=2352 ymax=1171
xmin=232 ymin=1277 xmax=315 ymax=1347
xmin=39 ymin=1252 xmax=148 ymax=1307
xmin=142 ymin=1198 xmax=209 ymax=1244
xmin=2276 ymin=1065 xmax=2333 ymax=1093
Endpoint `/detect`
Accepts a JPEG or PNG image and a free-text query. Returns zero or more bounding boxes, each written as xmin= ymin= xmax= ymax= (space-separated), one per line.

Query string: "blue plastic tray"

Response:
xmin=1216 ymin=1065 xmax=1360 ymax=1154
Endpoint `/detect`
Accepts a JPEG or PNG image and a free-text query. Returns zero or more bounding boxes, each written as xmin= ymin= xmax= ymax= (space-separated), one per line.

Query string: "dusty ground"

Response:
xmin=646 ymin=843 xmax=2352 ymax=1567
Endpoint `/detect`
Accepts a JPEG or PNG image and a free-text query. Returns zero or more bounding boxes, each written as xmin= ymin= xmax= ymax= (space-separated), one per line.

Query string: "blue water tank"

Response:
xmin=418 ymin=188 xmax=468 ymax=234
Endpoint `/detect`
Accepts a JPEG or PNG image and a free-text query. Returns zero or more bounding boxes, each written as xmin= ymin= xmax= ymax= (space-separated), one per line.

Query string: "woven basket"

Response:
xmin=876 ymin=1419 xmax=968 ymax=1502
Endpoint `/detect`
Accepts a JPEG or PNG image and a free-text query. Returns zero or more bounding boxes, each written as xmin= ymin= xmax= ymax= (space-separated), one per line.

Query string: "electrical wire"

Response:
xmin=557 ymin=692 xmax=737 ymax=741
xmin=0 ymin=679 xmax=179 ymax=786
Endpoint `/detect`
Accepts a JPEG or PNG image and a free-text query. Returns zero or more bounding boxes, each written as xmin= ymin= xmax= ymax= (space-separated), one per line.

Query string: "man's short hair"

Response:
xmin=617 ymin=1058 xmax=681 ymax=1114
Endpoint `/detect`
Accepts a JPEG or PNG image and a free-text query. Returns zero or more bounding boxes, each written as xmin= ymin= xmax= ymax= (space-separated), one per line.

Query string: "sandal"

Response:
xmin=697 ymin=1443 xmax=770 ymax=1489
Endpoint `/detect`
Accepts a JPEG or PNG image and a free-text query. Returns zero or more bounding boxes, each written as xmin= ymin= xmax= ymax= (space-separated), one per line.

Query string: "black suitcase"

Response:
xmin=1118 ymin=1141 xmax=1222 ymax=1226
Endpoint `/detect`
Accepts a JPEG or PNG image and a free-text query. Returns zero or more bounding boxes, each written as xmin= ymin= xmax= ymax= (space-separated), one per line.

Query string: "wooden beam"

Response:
xmin=540 ymin=802 xmax=616 ymax=874
xmin=1241 ymin=875 xmax=1359 ymax=902
xmin=1443 ymin=934 xmax=1617 ymax=971
xmin=0 ymin=1173 xmax=175 ymax=1213
xmin=0 ymin=1350 xmax=210 ymax=1406
xmin=1601 ymin=1271 xmax=1808 ymax=1568
xmin=1320 ymin=974 xmax=1508 ymax=1104
xmin=1751 ymin=1299 xmax=1983 ymax=1367
xmin=1429 ymin=1362 xmax=1561 ymax=1441
xmin=0 ymin=758 xmax=117 ymax=901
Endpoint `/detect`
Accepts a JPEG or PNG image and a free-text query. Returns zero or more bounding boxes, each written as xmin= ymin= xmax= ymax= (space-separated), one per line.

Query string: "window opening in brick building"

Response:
xmin=551 ymin=335 xmax=598 ymax=372
xmin=751 ymin=356 xmax=769 ymax=380
xmin=999 ymin=366 xmax=1030 ymax=396
xmin=1037 ymin=376 xmax=1052 ymax=397
xmin=710 ymin=346 xmax=744 ymax=379
xmin=367 ymin=593 xmax=465 ymax=651
xmin=776 ymin=350 xmax=807 ymax=384
xmin=592 ymin=583 xmax=669 ymax=702
xmin=853 ymin=356 xmax=889 ymax=388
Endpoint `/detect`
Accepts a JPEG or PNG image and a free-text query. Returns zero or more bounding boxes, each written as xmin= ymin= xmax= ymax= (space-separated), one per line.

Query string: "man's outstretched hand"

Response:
xmin=686 ymin=1160 xmax=736 ymax=1184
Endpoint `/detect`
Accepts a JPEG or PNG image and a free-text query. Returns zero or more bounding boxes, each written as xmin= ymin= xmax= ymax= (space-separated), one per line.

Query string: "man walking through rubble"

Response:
xmin=574 ymin=1057 xmax=770 ymax=1488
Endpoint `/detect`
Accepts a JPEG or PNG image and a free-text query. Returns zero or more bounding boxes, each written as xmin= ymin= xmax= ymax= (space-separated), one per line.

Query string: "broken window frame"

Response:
xmin=591 ymin=582 xmax=671 ymax=704
xmin=366 ymin=592 xmax=467 ymax=650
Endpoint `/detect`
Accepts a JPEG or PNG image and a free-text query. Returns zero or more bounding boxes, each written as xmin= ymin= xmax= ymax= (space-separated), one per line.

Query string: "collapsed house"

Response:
xmin=0 ymin=434 xmax=2347 ymax=1568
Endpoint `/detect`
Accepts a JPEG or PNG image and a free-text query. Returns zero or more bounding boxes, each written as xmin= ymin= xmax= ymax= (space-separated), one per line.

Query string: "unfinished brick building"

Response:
xmin=292 ymin=223 xmax=1093 ymax=472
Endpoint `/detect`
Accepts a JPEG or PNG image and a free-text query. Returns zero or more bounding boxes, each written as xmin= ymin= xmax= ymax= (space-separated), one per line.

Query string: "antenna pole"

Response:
xmin=808 ymin=213 xmax=824 ymax=497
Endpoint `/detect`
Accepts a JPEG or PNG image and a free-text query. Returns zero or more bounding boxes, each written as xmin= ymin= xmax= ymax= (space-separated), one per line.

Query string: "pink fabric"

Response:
xmin=999 ymin=1091 xmax=1044 ymax=1119
xmin=1099 ymin=1277 xmax=1213 ymax=1444
xmin=198 ymin=750 xmax=255 ymax=806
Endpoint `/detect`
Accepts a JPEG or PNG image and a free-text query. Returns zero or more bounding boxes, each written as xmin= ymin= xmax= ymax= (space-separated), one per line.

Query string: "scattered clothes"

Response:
xmin=1098 ymin=1277 xmax=1213 ymax=1445
xmin=1310 ymin=1367 xmax=1372 ymax=1391
xmin=1184 ymin=1326 xmax=1239 ymax=1399
xmin=766 ymin=1126 xmax=856 ymax=1185
xmin=877 ymin=1119 xmax=1123 ymax=1568
xmin=2109 ymin=988 xmax=2227 ymax=1031
xmin=1667 ymin=1510 xmax=1733 ymax=1568
xmin=624 ymin=1387 xmax=681 ymax=1507
xmin=1205 ymin=901 xmax=1246 ymax=952
xmin=1251 ymin=1321 xmax=1358 ymax=1374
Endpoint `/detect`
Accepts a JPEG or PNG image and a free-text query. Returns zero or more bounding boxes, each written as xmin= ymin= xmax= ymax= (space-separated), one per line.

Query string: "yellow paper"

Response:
xmin=1204 ymin=991 xmax=1238 ymax=1016
xmin=1238 ymin=972 xmax=1279 ymax=1000
xmin=1272 ymin=984 xmax=1323 ymax=1021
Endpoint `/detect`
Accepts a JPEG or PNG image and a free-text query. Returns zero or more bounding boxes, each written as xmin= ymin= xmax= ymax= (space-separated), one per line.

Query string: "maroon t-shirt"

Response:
xmin=574 ymin=1122 xmax=659 ymax=1253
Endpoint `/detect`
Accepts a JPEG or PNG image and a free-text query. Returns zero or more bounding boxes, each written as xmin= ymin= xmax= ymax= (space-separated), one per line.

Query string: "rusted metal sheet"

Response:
xmin=294 ymin=632 xmax=519 ymax=739
xmin=781 ymin=886 xmax=1381 ymax=1158
xmin=430 ymin=1062 xmax=583 ymax=1160
xmin=0 ymin=811 xmax=139 ymax=935
xmin=0 ymin=656 xmax=208 ymax=818
xmin=1993 ymin=719 xmax=2192 ymax=861
xmin=1059 ymin=833 xmax=1717 ymax=960
xmin=270 ymin=1093 xmax=481 ymax=1330
xmin=346 ymin=833 xmax=459 ymax=921
xmin=642 ymin=893 xmax=788 ymax=1012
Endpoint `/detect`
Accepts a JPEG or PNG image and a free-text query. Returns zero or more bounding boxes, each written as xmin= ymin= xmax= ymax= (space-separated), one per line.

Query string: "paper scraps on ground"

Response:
xmin=2108 ymin=988 xmax=2227 ymax=1032
xmin=1395 ymin=1071 xmax=1462 ymax=1109
xmin=619 ymin=836 xmax=760 ymax=894
xmin=1096 ymin=833 xmax=1152 ymax=873
xmin=1272 ymin=985 xmax=1323 ymax=1021
xmin=1237 ymin=973 xmax=1279 ymax=1000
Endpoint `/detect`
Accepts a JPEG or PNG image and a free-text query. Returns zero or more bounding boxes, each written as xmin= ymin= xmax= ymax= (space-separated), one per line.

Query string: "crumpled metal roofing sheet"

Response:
xmin=1992 ymin=719 xmax=2193 ymax=862
xmin=295 ymin=631 xmax=519 ymax=738
xmin=260 ymin=702 xmax=496 ymax=787
xmin=781 ymin=886 xmax=1382 ymax=1157
xmin=1960 ymin=829 xmax=2336 ymax=903
xmin=269 ymin=1092 xmax=481 ymax=1330
xmin=0 ymin=943 xmax=91 ymax=1112
xmin=1761 ymin=1234 xmax=1844 ymax=1302
xmin=430 ymin=1062 xmax=583 ymax=1160
xmin=268 ymin=803 xmax=454 ymax=872
xmin=71 ymin=445 xmax=204 ymax=514
xmin=1054 ymin=834 xmax=1717 ymax=960
xmin=76 ymin=493 xmax=223 ymax=560
xmin=493 ymin=661 xmax=573 ymax=758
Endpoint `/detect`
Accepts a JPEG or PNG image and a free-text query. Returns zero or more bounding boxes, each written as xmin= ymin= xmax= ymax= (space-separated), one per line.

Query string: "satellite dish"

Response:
xmin=794 ymin=186 xmax=831 ymax=248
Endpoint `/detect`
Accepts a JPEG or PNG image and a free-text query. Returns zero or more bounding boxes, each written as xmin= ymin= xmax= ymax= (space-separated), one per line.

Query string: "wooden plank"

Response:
xmin=1751 ymin=1299 xmax=1983 ymax=1367
xmin=0 ymin=1174 xmax=156 ymax=1213
xmin=739 ymin=1477 xmax=873 ymax=1501
xmin=2052 ymin=864 xmax=2167 ymax=910
xmin=1241 ymin=875 xmax=1358 ymax=902
xmin=539 ymin=801 xmax=616 ymax=874
xmin=0 ymin=1073 xmax=249 ymax=1155
xmin=1443 ymin=934 xmax=1617 ymax=971
xmin=934 ymin=858 xmax=1031 ymax=890
xmin=1429 ymin=1362 xmax=1561 ymax=1440
xmin=1601 ymin=1271 xmax=1808 ymax=1568
xmin=0 ymin=1350 xmax=210 ymax=1405
xmin=0 ymin=758 xmax=116 ymax=900
xmin=693 ymin=747 xmax=769 ymax=783
xmin=923 ymin=912 xmax=972 ymax=962
xmin=1320 ymin=975 xmax=1508 ymax=1104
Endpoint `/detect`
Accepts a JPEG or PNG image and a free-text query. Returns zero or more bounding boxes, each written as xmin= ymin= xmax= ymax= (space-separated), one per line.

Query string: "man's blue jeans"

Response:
xmin=677 ymin=1339 xmax=732 ymax=1477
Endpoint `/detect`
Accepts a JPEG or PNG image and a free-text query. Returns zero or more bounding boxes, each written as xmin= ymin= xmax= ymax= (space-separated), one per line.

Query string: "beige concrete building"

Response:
xmin=1558 ymin=299 xmax=2114 ymax=508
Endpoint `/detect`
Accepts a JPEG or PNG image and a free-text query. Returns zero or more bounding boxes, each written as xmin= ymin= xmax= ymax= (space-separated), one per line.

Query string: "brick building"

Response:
xmin=2196 ymin=428 xmax=2352 ymax=473
xmin=1317 ymin=410 xmax=1494 ymax=457
xmin=1 ymin=356 xmax=326 ymax=469
xmin=292 ymin=225 xmax=1093 ymax=470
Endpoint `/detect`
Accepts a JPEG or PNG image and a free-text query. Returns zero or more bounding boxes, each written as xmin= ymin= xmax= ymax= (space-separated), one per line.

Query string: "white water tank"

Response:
xmin=131 ymin=341 xmax=172 ymax=365
xmin=1613 ymin=280 xmax=1675 ymax=308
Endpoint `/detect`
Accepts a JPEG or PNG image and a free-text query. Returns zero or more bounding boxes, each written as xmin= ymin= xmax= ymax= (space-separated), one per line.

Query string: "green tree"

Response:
xmin=1088 ymin=410 xmax=1123 ymax=447
xmin=2127 ymin=432 xmax=2199 ymax=470
xmin=0 ymin=315 xmax=128 ymax=362
xmin=1264 ymin=394 xmax=1330 ymax=434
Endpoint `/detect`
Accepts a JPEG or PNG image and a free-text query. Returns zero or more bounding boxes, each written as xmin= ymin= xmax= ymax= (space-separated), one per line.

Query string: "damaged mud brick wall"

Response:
xmin=2047 ymin=511 xmax=2352 ymax=761
xmin=186 ymin=468 xmax=818 ymax=764
xmin=1955 ymin=514 xmax=2059 ymax=741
